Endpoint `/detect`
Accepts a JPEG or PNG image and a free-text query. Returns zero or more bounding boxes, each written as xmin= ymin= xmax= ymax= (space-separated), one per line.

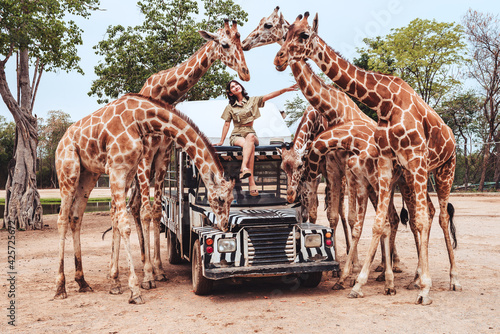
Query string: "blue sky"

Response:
xmin=2 ymin=0 xmax=499 ymax=124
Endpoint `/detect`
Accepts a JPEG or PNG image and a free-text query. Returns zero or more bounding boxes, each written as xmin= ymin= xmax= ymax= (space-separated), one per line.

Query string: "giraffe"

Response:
xmin=279 ymin=106 xmax=352 ymax=259
xmin=127 ymin=19 xmax=249 ymax=288
xmin=54 ymin=93 xmax=235 ymax=304
xmin=274 ymin=13 xmax=461 ymax=305
xmin=242 ymin=9 xmax=399 ymax=273
xmin=304 ymin=120 xmax=409 ymax=289
xmin=242 ymin=7 xmax=372 ymax=263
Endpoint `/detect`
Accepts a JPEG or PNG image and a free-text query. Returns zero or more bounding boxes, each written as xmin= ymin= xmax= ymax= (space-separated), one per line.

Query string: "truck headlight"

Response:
xmin=305 ymin=234 xmax=322 ymax=248
xmin=218 ymin=238 xmax=236 ymax=253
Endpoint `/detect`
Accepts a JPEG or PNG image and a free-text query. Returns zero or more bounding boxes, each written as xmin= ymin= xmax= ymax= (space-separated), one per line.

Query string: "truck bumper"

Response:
xmin=204 ymin=261 xmax=340 ymax=280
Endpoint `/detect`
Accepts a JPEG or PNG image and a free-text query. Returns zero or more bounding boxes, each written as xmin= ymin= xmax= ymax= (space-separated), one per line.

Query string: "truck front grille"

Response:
xmin=246 ymin=226 xmax=294 ymax=265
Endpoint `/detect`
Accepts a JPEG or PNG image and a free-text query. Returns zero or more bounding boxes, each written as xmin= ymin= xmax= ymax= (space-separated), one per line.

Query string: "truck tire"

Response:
xmin=166 ymin=230 xmax=182 ymax=264
xmin=299 ymin=272 xmax=323 ymax=288
xmin=192 ymin=239 xmax=213 ymax=295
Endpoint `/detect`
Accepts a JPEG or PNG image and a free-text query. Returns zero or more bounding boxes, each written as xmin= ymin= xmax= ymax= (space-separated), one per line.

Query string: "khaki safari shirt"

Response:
xmin=221 ymin=96 xmax=265 ymax=145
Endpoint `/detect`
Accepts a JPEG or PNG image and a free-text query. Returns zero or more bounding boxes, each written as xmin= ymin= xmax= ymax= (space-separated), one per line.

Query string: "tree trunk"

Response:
xmin=0 ymin=49 xmax=43 ymax=230
xmin=478 ymin=140 xmax=491 ymax=192
xmin=463 ymin=139 xmax=469 ymax=191
xmin=494 ymin=134 xmax=500 ymax=190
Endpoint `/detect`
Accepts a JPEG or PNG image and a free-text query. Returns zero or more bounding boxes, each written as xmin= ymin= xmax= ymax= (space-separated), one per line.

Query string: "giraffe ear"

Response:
xmin=199 ymin=30 xmax=220 ymax=43
xmin=312 ymin=13 xmax=319 ymax=34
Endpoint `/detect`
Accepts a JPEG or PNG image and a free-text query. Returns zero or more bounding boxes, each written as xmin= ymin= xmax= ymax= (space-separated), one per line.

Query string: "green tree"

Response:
xmin=37 ymin=110 xmax=73 ymax=188
xmin=358 ymin=18 xmax=468 ymax=108
xmin=0 ymin=116 xmax=15 ymax=190
xmin=463 ymin=9 xmax=500 ymax=191
xmin=90 ymin=0 xmax=247 ymax=104
xmin=0 ymin=0 xmax=100 ymax=229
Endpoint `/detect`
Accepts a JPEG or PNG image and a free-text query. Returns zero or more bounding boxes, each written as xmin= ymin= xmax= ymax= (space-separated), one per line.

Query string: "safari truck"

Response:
xmin=161 ymin=100 xmax=339 ymax=295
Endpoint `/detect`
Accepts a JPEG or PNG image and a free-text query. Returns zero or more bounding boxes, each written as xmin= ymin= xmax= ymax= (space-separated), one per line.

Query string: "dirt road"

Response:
xmin=1 ymin=193 xmax=499 ymax=333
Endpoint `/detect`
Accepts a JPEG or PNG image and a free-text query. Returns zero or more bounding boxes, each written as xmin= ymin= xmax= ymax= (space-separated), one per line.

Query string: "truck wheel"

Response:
xmin=299 ymin=272 xmax=323 ymax=288
xmin=167 ymin=230 xmax=182 ymax=264
xmin=192 ymin=239 xmax=213 ymax=295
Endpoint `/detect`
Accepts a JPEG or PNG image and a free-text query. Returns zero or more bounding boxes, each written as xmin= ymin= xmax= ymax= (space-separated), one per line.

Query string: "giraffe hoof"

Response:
xmin=78 ymin=285 xmax=93 ymax=293
xmin=385 ymin=287 xmax=396 ymax=296
xmin=451 ymin=283 xmax=463 ymax=291
xmin=154 ymin=274 xmax=168 ymax=282
xmin=374 ymin=265 xmax=384 ymax=272
xmin=54 ymin=291 xmax=68 ymax=300
xmin=129 ymin=294 xmax=145 ymax=305
xmin=348 ymin=289 xmax=363 ymax=299
xmin=332 ymin=282 xmax=345 ymax=290
xmin=406 ymin=282 xmax=419 ymax=290
xmin=415 ymin=295 xmax=432 ymax=306
xmin=109 ymin=286 xmax=123 ymax=295
xmin=393 ymin=266 xmax=403 ymax=273
xmin=141 ymin=280 xmax=156 ymax=290
xmin=376 ymin=273 xmax=385 ymax=282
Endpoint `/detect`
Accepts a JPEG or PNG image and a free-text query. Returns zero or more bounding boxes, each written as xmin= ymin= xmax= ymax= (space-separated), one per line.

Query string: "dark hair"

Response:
xmin=226 ymin=80 xmax=249 ymax=106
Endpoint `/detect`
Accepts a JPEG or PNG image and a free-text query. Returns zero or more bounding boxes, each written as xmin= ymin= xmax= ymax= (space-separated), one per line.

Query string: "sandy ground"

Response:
xmin=1 ymin=190 xmax=499 ymax=333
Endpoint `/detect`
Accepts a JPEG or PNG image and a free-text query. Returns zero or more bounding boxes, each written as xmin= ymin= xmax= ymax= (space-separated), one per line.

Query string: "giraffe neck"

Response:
xmin=310 ymin=37 xmax=394 ymax=117
xmin=290 ymin=61 xmax=374 ymax=126
xmin=134 ymin=95 xmax=224 ymax=184
xmin=292 ymin=106 xmax=325 ymax=154
xmin=139 ymin=41 xmax=218 ymax=104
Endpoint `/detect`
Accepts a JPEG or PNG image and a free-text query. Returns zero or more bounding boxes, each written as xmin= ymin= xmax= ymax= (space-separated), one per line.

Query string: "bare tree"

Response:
xmin=463 ymin=9 xmax=500 ymax=191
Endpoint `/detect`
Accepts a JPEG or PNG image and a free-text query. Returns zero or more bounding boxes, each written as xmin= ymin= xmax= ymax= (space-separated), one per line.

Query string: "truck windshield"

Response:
xmin=195 ymin=158 xmax=289 ymax=207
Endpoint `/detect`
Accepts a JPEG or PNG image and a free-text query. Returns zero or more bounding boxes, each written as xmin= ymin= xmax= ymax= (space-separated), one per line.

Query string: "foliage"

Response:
xmin=357 ymin=18 xmax=468 ymax=108
xmin=0 ymin=116 xmax=15 ymax=189
xmin=0 ymin=0 xmax=100 ymax=75
xmin=37 ymin=110 xmax=73 ymax=188
xmin=89 ymin=0 xmax=247 ymax=104
xmin=283 ymin=95 xmax=308 ymax=128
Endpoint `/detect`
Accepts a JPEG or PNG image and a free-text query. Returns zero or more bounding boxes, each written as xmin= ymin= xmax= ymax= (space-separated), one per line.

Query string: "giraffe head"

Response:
xmin=274 ymin=12 xmax=318 ymax=72
xmin=241 ymin=6 xmax=289 ymax=51
xmin=206 ymin=173 xmax=235 ymax=232
xmin=279 ymin=145 xmax=306 ymax=203
xmin=200 ymin=19 xmax=250 ymax=82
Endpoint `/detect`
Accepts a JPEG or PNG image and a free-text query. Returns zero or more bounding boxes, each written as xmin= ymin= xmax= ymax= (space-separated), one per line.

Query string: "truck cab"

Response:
xmin=161 ymin=101 xmax=339 ymax=295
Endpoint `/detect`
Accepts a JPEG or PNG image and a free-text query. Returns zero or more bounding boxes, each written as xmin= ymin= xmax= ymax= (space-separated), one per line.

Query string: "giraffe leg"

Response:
xmin=70 ymin=170 xmax=100 ymax=293
xmin=349 ymin=157 xmax=394 ymax=299
xmin=54 ymin=150 xmax=80 ymax=300
xmin=399 ymin=175 xmax=422 ymax=289
xmin=339 ymin=176 xmax=352 ymax=254
xmin=346 ymin=171 xmax=360 ymax=270
xmin=376 ymin=195 xmax=402 ymax=280
xmin=435 ymin=157 xmax=462 ymax=292
xmin=403 ymin=157 xmax=433 ymax=305
xmin=324 ymin=157 xmax=342 ymax=267
xmin=109 ymin=169 xmax=143 ymax=304
xmin=150 ymin=143 xmax=173 ymax=282
xmin=128 ymin=177 xmax=145 ymax=263
xmin=333 ymin=179 xmax=369 ymax=290
xmin=109 ymin=205 xmax=122 ymax=295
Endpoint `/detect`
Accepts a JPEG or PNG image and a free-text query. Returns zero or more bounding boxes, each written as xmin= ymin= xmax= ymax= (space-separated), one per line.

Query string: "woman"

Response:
xmin=215 ymin=80 xmax=298 ymax=196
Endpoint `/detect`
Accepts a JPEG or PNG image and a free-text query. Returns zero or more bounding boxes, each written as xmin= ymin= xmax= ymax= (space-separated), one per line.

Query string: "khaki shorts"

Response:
xmin=229 ymin=126 xmax=258 ymax=146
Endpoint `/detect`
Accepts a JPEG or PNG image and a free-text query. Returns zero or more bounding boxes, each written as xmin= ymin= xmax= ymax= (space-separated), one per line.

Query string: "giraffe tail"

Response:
xmin=101 ymin=226 xmax=112 ymax=240
xmin=400 ymin=195 xmax=408 ymax=226
xmin=447 ymin=203 xmax=457 ymax=249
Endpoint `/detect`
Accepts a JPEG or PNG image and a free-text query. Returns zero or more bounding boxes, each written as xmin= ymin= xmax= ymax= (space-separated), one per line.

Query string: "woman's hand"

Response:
xmin=213 ymin=141 xmax=224 ymax=146
xmin=286 ymin=83 xmax=299 ymax=92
